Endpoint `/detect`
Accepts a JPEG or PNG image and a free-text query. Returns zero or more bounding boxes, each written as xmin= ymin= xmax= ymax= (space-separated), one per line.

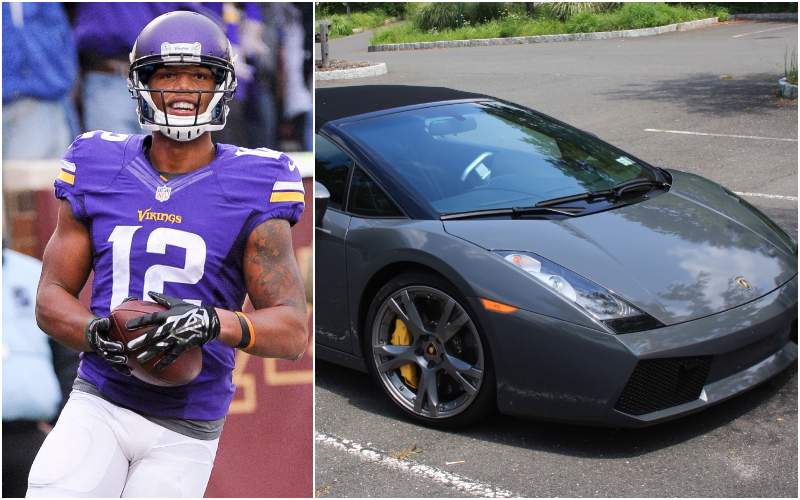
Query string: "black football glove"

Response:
xmin=125 ymin=291 xmax=220 ymax=371
xmin=86 ymin=317 xmax=131 ymax=376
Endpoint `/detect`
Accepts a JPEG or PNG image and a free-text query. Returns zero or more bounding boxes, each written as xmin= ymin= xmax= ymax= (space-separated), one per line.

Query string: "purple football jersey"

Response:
xmin=54 ymin=131 xmax=304 ymax=420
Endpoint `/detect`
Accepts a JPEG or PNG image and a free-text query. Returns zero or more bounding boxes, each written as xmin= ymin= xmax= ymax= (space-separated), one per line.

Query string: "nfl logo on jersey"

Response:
xmin=155 ymin=186 xmax=171 ymax=202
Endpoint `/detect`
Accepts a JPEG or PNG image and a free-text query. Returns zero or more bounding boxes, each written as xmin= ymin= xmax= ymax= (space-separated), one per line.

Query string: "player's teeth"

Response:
xmin=172 ymin=102 xmax=195 ymax=110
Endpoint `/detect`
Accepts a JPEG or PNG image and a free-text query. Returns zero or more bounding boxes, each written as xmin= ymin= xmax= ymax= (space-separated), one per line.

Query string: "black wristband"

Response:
xmin=235 ymin=312 xmax=252 ymax=349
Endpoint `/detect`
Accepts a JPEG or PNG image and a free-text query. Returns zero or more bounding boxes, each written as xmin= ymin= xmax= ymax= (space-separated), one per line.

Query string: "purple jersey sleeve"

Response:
xmin=54 ymin=131 xmax=142 ymax=221
xmin=215 ymin=145 xmax=305 ymax=235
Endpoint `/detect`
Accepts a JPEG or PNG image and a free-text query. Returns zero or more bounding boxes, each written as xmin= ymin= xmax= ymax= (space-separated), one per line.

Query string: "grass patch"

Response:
xmin=317 ymin=8 xmax=394 ymax=39
xmin=785 ymin=47 xmax=798 ymax=85
xmin=370 ymin=2 xmax=729 ymax=45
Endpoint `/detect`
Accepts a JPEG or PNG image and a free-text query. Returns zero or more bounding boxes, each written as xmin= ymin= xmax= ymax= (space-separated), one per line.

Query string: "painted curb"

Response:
xmin=315 ymin=62 xmax=388 ymax=81
xmin=367 ymin=13 xmax=798 ymax=52
xmin=779 ymin=77 xmax=798 ymax=99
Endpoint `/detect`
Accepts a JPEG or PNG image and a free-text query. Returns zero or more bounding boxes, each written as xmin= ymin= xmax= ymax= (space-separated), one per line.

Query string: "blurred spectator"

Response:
xmin=205 ymin=2 xmax=267 ymax=148
xmin=2 ymin=2 xmax=79 ymax=160
xmin=279 ymin=2 xmax=313 ymax=152
xmin=70 ymin=2 xmax=222 ymax=134
xmin=210 ymin=2 xmax=313 ymax=152
xmin=2 ymin=245 xmax=62 ymax=498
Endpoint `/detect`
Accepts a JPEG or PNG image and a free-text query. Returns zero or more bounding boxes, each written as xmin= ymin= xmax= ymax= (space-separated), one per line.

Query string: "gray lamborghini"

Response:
xmin=314 ymin=85 xmax=798 ymax=428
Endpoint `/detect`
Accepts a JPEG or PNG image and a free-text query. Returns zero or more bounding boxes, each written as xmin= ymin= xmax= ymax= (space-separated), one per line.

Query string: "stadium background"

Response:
xmin=3 ymin=2 xmax=314 ymax=497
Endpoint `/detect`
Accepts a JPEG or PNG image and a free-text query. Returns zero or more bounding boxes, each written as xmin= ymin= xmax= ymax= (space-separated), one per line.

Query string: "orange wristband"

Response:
xmin=234 ymin=311 xmax=255 ymax=350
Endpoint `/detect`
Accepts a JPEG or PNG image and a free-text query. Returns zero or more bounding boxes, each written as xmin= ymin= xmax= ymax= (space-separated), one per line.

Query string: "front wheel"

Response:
xmin=365 ymin=271 xmax=495 ymax=428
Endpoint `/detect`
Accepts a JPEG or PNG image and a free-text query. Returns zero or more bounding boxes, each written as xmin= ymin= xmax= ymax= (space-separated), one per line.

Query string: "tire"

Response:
xmin=364 ymin=271 xmax=496 ymax=428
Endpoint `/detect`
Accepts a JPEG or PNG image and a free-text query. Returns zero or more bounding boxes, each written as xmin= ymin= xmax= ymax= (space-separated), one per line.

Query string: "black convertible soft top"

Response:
xmin=315 ymin=85 xmax=488 ymax=131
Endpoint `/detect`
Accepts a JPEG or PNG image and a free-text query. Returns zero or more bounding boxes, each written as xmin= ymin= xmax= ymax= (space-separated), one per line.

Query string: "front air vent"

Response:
xmin=615 ymin=356 xmax=712 ymax=415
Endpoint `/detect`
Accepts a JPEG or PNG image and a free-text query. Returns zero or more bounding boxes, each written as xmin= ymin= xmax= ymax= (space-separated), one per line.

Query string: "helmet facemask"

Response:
xmin=128 ymin=38 xmax=237 ymax=142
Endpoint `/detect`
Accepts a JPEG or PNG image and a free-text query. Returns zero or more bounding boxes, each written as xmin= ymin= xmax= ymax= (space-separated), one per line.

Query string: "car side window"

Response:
xmin=348 ymin=167 xmax=403 ymax=217
xmin=315 ymin=134 xmax=351 ymax=210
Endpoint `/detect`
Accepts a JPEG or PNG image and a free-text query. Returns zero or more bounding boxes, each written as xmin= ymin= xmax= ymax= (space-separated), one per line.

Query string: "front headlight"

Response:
xmin=494 ymin=251 xmax=663 ymax=333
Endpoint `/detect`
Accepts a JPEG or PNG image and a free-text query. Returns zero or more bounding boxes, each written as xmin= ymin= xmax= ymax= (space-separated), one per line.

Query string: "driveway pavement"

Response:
xmin=315 ymin=20 xmax=798 ymax=498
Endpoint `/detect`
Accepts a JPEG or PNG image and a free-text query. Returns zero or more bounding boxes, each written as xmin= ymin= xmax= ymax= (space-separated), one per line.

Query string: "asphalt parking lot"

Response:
xmin=314 ymin=19 xmax=798 ymax=498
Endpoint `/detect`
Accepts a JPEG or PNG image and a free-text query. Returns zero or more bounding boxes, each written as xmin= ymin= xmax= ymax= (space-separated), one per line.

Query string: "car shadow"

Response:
xmin=315 ymin=357 xmax=797 ymax=459
xmin=599 ymin=72 xmax=792 ymax=116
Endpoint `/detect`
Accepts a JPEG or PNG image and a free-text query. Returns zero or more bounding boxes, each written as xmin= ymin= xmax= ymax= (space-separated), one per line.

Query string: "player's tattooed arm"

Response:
xmin=216 ymin=218 xmax=308 ymax=359
xmin=36 ymin=199 xmax=99 ymax=352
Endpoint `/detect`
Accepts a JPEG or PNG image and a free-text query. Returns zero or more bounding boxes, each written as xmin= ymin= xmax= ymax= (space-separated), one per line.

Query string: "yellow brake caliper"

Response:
xmin=390 ymin=318 xmax=419 ymax=389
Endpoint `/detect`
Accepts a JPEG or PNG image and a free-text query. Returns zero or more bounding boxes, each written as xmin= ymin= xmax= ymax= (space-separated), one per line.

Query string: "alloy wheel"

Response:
xmin=371 ymin=285 xmax=485 ymax=419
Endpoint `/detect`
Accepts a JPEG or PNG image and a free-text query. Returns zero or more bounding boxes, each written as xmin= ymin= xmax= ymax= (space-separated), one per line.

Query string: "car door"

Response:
xmin=340 ymin=166 xmax=407 ymax=357
xmin=316 ymin=134 xmax=408 ymax=356
xmin=315 ymin=134 xmax=354 ymax=352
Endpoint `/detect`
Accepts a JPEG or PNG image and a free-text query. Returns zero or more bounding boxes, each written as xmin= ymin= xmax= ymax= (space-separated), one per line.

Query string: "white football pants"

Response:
xmin=26 ymin=391 xmax=219 ymax=498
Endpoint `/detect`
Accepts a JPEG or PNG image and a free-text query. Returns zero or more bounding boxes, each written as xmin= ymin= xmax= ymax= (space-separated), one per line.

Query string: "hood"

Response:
xmin=443 ymin=171 xmax=797 ymax=325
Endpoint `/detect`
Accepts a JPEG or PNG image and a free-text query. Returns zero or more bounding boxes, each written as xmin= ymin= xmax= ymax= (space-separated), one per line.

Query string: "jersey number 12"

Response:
xmin=108 ymin=226 xmax=206 ymax=310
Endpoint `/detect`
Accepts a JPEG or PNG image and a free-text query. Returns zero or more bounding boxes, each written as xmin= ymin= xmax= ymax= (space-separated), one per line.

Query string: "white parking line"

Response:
xmin=734 ymin=191 xmax=798 ymax=202
xmin=732 ymin=25 xmax=796 ymax=38
xmin=644 ymin=129 xmax=798 ymax=142
xmin=316 ymin=432 xmax=519 ymax=498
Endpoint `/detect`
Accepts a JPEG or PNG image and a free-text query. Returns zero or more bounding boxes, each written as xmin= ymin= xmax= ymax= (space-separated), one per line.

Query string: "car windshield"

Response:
xmin=340 ymin=102 xmax=656 ymax=215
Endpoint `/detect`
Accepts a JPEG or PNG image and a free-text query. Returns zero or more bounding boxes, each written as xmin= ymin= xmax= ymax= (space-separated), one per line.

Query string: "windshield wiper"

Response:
xmin=535 ymin=178 xmax=670 ymax=208
xmin=440 ymin=206 xmax=584 ymax=221
xmin=439 ymin=178 xmax=668 ymax=220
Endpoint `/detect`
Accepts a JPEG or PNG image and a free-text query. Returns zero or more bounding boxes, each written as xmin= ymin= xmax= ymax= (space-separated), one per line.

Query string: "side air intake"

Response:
xmin=615 ymin=356 xmax=712 ymax=415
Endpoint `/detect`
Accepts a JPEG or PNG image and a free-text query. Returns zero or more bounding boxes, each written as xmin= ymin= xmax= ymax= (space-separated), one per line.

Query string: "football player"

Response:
xmin=28 ymin=11 xmax=308 ymax=497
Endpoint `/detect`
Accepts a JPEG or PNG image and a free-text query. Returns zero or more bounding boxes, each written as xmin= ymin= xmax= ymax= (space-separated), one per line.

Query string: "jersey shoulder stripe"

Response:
xmin=270 ymin=191 xmax=305 ymax=203
xmin=214 ymin=143 xmax=305 ymax=226
xmin=55 ymin=131 xmax=144 ymax=195
xmin=270 ymin=180 xmax=305 ymax=202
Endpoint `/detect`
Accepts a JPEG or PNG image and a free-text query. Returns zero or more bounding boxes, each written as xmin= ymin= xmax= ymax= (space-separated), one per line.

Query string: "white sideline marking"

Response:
xmin=644 ymin=129 xmax=797 ymax=142
xmin=732 ymin=25 xmax=796 ymax=37
xmin=315 ymin=432 xmax=519 ymax=498
xmin=733 ymin=191 xmax=798 ymax=201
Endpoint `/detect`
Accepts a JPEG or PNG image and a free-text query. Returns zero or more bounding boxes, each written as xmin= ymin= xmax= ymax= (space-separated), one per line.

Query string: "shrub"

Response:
xmin=565 ymin=11 xmax=602 ymax=33
xmin=327 ymin=16 xmax=355 ymax=37
xmin=610 ymin=2 xmax=676 ymax=30
xmin=351 ymin=9 xmax=390 ymax=29
xmin=411 ymin=2 xmax=460 ymax=31
xmin=315 ymin=2 xmax=406 ymax=18
xmin=540 ymin=2 xmax=620 ymax=22
xmin=464 ymin=2 xmax=509 ymax=24
xmin=369 ymin=2 xmax=406 ymax=17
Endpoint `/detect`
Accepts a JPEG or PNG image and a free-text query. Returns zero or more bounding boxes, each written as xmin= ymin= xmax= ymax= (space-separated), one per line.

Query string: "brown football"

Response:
xmin=108 ymin=300 xmax=203 ymax=387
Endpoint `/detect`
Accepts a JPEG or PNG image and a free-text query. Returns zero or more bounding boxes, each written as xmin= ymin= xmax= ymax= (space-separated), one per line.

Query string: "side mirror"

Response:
xmin=315 ymin=182 xmax=330 ymax=228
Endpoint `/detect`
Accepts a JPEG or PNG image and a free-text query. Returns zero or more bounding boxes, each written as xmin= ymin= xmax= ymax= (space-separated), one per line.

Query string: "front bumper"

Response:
xmin=475 ymin=274 xmax=797 ymax=427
